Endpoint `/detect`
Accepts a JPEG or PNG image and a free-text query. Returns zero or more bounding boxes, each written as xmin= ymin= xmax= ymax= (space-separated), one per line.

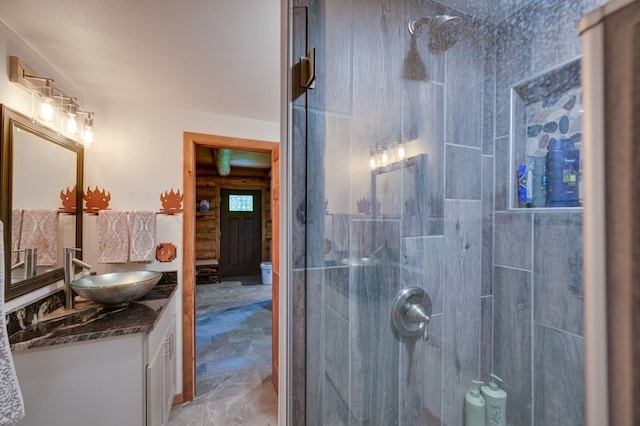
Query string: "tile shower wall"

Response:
xmin=294 ymin=0 xmax=600 ymax=425
xmin=491 ymin=1 xmax=601 ymax=424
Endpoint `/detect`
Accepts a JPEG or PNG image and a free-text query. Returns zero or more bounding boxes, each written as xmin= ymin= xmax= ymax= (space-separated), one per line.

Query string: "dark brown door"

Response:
xmin=219 ymin=189 xmax=262 ymax=277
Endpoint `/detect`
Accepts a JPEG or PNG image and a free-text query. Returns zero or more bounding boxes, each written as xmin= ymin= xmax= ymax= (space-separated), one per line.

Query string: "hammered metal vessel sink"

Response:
xmin=71 ymin=271 xmax=162 ymax=306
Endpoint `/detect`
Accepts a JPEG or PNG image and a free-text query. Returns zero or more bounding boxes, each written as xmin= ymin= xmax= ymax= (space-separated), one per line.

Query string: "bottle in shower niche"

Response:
xmin=517 ymin=164 xmax=527 ymax=207
xmin=464 ymin=379 xmax=486 ymax=426
xmin=546 ymin=138 xmax=580 ymax=207
xmin=481 ymin=373 xmax=507 ymax=426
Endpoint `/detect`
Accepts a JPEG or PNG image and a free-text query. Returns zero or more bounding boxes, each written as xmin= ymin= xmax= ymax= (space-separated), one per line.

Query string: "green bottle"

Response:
xmin=464 ymin=379 xmax=486 ymax=426
xmin=481 ymin=373 xmax=507 ymax=426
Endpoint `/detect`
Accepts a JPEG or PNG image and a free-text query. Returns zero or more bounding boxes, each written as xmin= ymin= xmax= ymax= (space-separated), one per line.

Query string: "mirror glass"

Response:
xmin=1 ymin=105 xmax=83 ymax=300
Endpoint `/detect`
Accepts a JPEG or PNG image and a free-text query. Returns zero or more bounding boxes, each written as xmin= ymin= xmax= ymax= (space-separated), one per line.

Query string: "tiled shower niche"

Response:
xmin=510 ymin=59 xmax=583 ymax=209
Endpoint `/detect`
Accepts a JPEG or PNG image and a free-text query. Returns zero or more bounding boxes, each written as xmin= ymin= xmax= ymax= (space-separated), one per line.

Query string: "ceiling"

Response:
xmin=0 ymin=0 xmax=281 ymax=123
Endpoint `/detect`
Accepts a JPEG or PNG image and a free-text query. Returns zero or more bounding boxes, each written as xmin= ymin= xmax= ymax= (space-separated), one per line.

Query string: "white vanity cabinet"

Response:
xmin=146 ymin=297 xmax=176 ymax=426
xmin=12 ymin=294 xmax=176 ymax=426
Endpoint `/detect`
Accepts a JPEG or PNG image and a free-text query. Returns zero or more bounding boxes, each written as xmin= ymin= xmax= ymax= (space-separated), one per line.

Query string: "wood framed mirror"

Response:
xmin=0 ymin=105 xmax=83 ymax=301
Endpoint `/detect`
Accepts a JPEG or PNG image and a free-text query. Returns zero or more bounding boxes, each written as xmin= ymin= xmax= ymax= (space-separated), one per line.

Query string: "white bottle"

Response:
xmin=481 ymin=373 xmax=507 ymax=426
xmin=464 ymin=379 xmax=486 ymax=426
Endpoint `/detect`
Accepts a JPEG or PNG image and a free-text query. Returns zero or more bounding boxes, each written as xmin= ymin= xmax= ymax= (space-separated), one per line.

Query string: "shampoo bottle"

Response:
xmin=481 ymin=373 xmax=507 ymax=426
xmin=464 ymin=379 xmax=485 ymax=426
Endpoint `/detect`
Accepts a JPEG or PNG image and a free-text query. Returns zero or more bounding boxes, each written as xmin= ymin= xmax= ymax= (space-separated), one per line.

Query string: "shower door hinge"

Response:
xmin=300 ymin=47 xmax=315 ymax=90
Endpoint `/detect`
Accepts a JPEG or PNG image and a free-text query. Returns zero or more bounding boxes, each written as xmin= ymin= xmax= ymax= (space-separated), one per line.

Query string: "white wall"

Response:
xmin=82 ymin=99 xmax=279 ymax=392
xmin=0 ymin=19 xmax=280 ymax=395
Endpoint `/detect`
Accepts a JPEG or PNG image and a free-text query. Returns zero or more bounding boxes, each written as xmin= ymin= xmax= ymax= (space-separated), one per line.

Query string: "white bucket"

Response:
xmin=260 ymin=261 xmax=272 ymax=285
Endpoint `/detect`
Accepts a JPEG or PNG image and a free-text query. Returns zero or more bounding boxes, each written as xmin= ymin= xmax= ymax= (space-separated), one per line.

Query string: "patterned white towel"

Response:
xmin=10 ymin=209 xmax=22 ymax=266
xmin=128 ymin=211 xmax=156 ymax=262
xmin=97 ymin=210 xmax=129 ymax=264
xmin=19 ymin=209 xmax=58 ymax=266
xmin=0 ymin=221 xmax=26 ymax=424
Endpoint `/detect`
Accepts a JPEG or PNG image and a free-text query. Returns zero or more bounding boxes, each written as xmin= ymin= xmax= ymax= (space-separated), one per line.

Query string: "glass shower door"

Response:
xmin=291 ymin=0 xmax=596 ymax=424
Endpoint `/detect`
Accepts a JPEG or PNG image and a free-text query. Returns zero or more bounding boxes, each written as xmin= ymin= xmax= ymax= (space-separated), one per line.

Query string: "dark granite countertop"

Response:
xmin=9 ymin=283 xmax=177 ymax=352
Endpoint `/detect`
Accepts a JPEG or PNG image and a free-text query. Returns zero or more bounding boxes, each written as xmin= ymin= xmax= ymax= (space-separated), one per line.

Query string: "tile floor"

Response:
xmin=168 ymin=277 xmax=278 ymax=425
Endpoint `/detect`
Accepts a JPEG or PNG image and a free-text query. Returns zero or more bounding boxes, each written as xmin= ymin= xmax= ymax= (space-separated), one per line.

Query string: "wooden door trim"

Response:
xmin=182 ymin=132 xmax=278 ymax=402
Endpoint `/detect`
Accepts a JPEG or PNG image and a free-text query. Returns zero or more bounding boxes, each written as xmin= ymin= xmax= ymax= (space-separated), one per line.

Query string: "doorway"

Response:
xmin=182 ymin=132 xmax=279 ymax=403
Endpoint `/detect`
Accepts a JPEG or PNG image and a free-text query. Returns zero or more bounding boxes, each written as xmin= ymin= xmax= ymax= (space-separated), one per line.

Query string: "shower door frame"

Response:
xmin=281 ymin=1 xmax=615 ymax=426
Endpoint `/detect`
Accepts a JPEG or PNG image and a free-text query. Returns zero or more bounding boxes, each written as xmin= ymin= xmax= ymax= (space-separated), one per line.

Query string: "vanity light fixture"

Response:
xmin=8 ymin=56 xmax=96 ymax=147
xmin=369 ymin=140 xmax=407 ymax=170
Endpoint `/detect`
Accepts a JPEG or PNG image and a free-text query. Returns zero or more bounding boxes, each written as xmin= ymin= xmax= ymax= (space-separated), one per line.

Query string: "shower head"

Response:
xmin=407 ymin=15 xmax=463 ymax=53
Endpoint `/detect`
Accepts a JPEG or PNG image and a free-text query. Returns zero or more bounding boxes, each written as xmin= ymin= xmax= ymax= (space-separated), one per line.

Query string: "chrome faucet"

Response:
xmin=63 ymin=247 xmax=92 ymax=310
xmin=11 ymin=248 xmax=37 ymax=279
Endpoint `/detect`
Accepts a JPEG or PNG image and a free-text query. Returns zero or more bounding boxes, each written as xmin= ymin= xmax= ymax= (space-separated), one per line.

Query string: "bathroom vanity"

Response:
xmin=9 ymin=283 xmax=177 ymax=426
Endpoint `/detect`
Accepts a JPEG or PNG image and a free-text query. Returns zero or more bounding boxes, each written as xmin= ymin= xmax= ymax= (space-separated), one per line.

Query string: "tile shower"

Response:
xmin=291 ymin=0 xmax=603 ymax=424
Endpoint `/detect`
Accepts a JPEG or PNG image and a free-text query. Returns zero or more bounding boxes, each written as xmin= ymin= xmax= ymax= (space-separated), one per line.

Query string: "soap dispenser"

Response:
xmin=481 ymin=373 xmax=507 ymax=426
xmin=464 ymin=379 xmax=485 ymax=426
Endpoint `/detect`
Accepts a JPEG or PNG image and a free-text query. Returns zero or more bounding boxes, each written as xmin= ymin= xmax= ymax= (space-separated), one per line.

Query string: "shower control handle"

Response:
xmin=391 ymin=286 xmax=432 ymax=341
xmin=405 ymin=302 xmax=431 ymax=340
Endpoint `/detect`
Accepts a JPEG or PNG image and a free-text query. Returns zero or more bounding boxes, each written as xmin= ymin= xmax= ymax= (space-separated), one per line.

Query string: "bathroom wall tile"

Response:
xmin=321 ymin=113 xmax=352 ymax=218
xmin=292 ymin=6 xmax=308 ymax=106
xmin=308 ymin=0 xmax=353 ymax=115
xmin=374 ymin=163 xmax=403 ymax=220
xmin=435 ymin=0 xmax=490 ymax=20
xmin=348 ymin=258 xmax=401 ymax=424
xmin=350 ymin=0 xmax=404 ymax=143
xmin=494 ymin=211 xmax=532 ymax=270
xmin=480 ymin=296 xmax=493 ymax=381
xmin=308 ymin=111 xmax=353 ymax=266
xmin=399 ymin=314 xmax=443 ymax=425
xmin=483 ymin=25 xmax=496 ymax=156
xmin=306 ymin=268 xmax=323 ymax=426
xmin=321 ymin=375 xmax=352 ymax=426
xmin=401 ymin=236 xmax=444 ymax=314
xmin=441 ymin=200 xmax=482 ymax=426
xmin=495 ymin=6 xmax=533 ymax=138
xmin=445 ymin=17 xmax=485 ymax=149
xmin=583 ymin=0 xmax=608 ymax=11
xmin=401 ymin=82 xmax=445 ymax=236
xmin=530 ymin=0 xmax=584 ymax=75
xmin=493 ymin=266 xmax=532 ymax=426
xmin=482 ymin=155 xmax=494 ymax=295
xmin=533 ymin=212 xmax=584 ymax=336
xmin=400 ymin=155 xmax=437 ymax=237
xmin=324 ymin=266 xmax=350 ymax=317
xmin=534 ymin=324 xmax=585 ymax=426
xmin=328 ymin=214 xmax=350 ymax=256
xmin=292 ymin=106 xmax=307 ymax=269
xmin=350 ymin=219 xmax=401 ymax=265
xmin=306 ymin=108 xmax=327 ymax=267
xmin=348 ymin=0 xmax=405 ymax=215
xmin=292 ymin=269 xmax=307 ymax=425
xmin=324 ymin=301 xmax=351 ymax=406
xmin=490 ymin=0 xmax=536 ymax=23
xmin=494 ymin=135 xmax=510 ymax=211
xmin=445 ymin=145 xmax=482 ymax=200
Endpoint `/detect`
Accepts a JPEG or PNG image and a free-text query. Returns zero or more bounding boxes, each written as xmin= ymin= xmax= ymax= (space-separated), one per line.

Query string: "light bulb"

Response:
xmin=66 ymin=113 xmax=78 ymax=135
xmin=81 ymin=126 xmax=93 ymax=146
xmin=397 ymin=143 xmax=406 ymax=159
xmin=381 ymin=149 xmax=389 ymax=166
xmin=40 ymin=98 xmax=54 ymax=122
xmin=80 ymin=114 xmax=94 ymax=146
xmin=369 ymin=155 xmax=376 ymax=170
